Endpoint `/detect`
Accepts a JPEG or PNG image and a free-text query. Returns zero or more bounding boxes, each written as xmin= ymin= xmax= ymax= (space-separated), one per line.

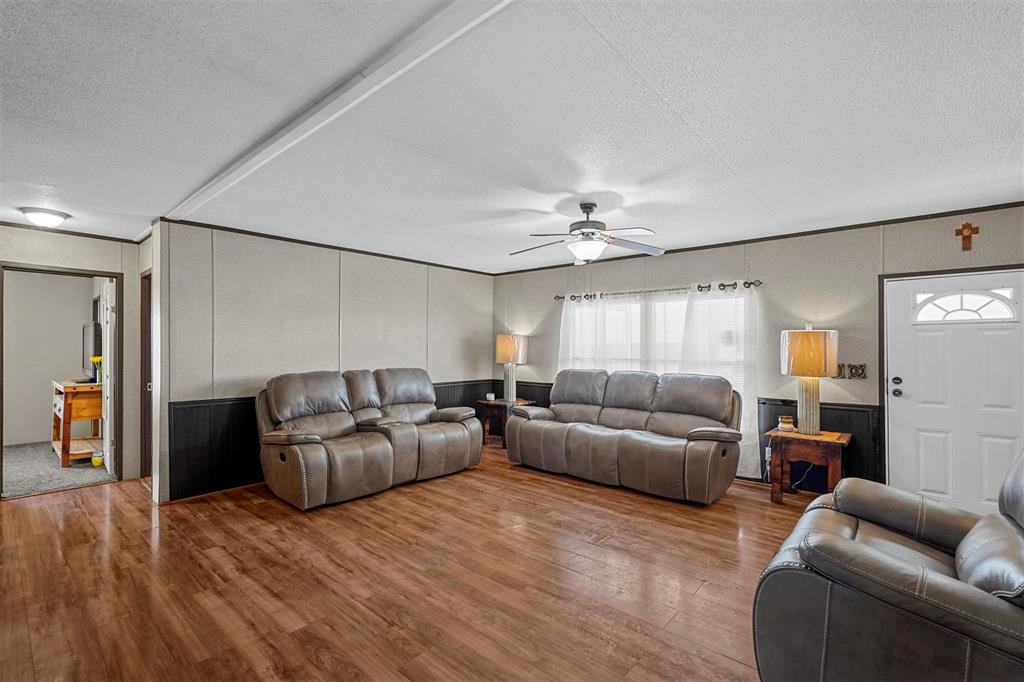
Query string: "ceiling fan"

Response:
xmin=509 ymin=202 xmax=666 ymax=264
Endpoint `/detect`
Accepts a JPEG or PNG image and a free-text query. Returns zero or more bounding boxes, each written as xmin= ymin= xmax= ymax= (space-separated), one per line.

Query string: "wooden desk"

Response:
xmin=766 ymin=429 xmax=852 ymax=504
xmin=51 ymin=380 xmax=102 ymax=467
xmin=475 ymin=399 xmax=535 ymax=449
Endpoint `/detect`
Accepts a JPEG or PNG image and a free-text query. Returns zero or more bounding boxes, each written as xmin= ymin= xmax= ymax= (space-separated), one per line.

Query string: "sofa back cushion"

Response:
xmin=999 ymin=449 xmax=1024 ymax=527
xmin=550 ymin=369 xmax=608 ymax=424
xmin=266 ymin=371 xmax=356 ymax=439
xmin=344 ymin=369 xmax=384 ymax=422
xmin=598 ymin=371 xmax=656 ymax=430
xmin=374 ymin=367 xmax=437 ymax=425
xmin=646 ymin=373 xmax=733 ymax=438
xmin=956 ymin=513 xmax=1024 ymax=607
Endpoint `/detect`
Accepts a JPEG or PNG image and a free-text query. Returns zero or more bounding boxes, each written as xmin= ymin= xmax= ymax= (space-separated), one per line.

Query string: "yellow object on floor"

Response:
xmin=91 ymin=454 xmax=104 ymax=467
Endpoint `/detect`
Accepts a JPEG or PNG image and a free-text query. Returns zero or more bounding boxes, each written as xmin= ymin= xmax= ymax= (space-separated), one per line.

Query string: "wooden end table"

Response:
xmin=475 ymin=399 xmax=535 ymax=449
xmin=52 ymin=379 xmax=103 ymax=467
xmin=765 ymin=429 xmax=852 ymax=504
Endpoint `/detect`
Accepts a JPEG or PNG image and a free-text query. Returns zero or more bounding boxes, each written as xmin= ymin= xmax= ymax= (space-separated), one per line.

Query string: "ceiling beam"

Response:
xmin=166 ymin=0 xmax=514 ymax=220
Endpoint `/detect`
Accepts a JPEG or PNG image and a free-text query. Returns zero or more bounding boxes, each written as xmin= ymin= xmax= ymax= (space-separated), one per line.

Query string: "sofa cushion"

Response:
xmin=597 ymin=407 xmax=651 ymax=430
xmin=651 ymin=373 xmax=733 ymax=424
xmin=343 ymin=369 xmax=383 ymax=422
xmin=383 ymin=403 xmax=436 ymax=425
xmin=552 ymin=403 xmax=601 ymax=424
xmin=602 ymin=371 xmax=658 ymax=410
xmin=415 ymin=421 xmax=476 ymax=480
xmin=374 ymin=368 xmax=437 ymax=406
xmin=999 ymin=449 xmax=1024 ymax=527
xmin=617 ymin=430 xmax=688 ymax=500
xmin=956 ymin=513 xmax=1024 ymax=607
xmin=550 ymin=369 xmax=608 ymax=406
xmin=646 ymin=412 xmax=724 ymax=439
xmin=280 ymin=411 xmax=356 ymax=440
xmin=566 ymin=424 xmax=621 ymax=485
xmin=516 ymin=419 xmax=571 ymax=473
xmin=267 ymin=371 xmax=350 ymax=424
xmin=321 ymin=432 xmax=393 ymax=503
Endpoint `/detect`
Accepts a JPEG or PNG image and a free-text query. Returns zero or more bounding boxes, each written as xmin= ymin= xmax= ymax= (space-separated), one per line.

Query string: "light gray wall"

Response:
xmin=493 ymin=206 xmax=1024 ymax=405
xmin=159 ymin=222 xmax=495 ymax=404
xmin=2 ymin=271 xmax=94 ymax=445
xmin=0 ymin=226 xmax=141 ymax=477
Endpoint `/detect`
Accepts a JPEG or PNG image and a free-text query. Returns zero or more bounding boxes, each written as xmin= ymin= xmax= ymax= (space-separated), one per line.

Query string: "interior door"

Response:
xmin=885 ymin=270 xmax=1024 ymax=514
xmin=100 ymin=277 xmax=117 ymax=476
xmin=140 ymin=274 xmax=152 ymax=478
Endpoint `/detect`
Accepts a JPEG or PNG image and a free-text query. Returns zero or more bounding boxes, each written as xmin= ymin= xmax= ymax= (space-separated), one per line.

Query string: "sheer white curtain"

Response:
xmin=558 ymin=283 xmax=760 ymax=478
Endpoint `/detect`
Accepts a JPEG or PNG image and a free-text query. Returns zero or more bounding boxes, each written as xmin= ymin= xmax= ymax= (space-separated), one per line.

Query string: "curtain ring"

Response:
xmin=718 ymin=282 xmax=738 ymax=291
xmin=743 ymin=279 xmax=762 ymax=288
xmin=696 ymin=283 xmax=711 ymax=293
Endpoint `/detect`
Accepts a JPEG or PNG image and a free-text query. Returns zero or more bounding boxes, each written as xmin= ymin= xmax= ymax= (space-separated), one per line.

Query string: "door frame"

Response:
xmin=0 ymin=261 xmax=125 ymax=494
xmin=878 ymin=262 xmax=1024 ymax=481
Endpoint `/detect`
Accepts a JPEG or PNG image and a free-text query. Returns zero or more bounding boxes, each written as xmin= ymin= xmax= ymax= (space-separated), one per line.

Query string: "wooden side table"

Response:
xmin=51 ymin=380 xmax=103 ymax=467
xmin=475 ymin=399 xmax=535 ymax=449
xmin=765 ymin=429 xmax=852 ymax=504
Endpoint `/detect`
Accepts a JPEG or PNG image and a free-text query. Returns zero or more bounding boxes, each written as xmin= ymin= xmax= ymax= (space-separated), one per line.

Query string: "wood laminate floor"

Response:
xmin=0 ymin=443 xmax=809 ymax=681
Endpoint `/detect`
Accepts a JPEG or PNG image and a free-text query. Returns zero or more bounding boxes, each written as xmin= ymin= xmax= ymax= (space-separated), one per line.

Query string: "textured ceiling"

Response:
xmin=2 ymin=0 xmax=1022 ymax=273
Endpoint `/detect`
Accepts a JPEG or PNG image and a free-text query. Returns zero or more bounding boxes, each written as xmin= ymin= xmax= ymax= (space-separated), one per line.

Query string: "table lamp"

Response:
xmin=780 ymin=326 xmax=838 ymax=435
xmin=495 ymin=333 xmax=527 ymax=402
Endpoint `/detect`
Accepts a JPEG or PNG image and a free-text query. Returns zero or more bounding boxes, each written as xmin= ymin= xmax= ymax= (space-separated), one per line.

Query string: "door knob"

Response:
xmin=892 ymin=377 xmax=902 ymax=385
xmin=891 ymin=388 xmax=903 ymax=397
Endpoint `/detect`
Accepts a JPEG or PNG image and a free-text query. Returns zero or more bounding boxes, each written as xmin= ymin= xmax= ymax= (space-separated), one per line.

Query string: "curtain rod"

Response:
xmin=553 ymin=280 xmax=762 ymax=301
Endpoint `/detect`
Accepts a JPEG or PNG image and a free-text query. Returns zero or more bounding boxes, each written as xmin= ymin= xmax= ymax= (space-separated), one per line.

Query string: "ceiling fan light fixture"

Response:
xmin=567 ymin=236 xmax=607 ymax=263
xmin=19 ymin=207 xmax=70 ymax=228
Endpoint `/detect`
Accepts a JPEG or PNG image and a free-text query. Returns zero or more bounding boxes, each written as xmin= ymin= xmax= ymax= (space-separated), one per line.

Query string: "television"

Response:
xmin=83 ymin=322 xmax=101 ymax=381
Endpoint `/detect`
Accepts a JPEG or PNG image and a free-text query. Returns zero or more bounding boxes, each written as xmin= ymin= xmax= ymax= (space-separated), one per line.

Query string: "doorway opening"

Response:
xmin=881 ymin=265 xmax=1023 ymax=514
xmin=1 ymin=263 xmax=123 ymax=498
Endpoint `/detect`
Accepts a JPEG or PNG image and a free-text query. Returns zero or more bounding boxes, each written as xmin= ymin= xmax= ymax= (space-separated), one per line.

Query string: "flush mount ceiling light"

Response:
xmin=19 ymin=207 xmax=71 ymax=228
xmin=509 ymin=201 xmax=665 ymax=265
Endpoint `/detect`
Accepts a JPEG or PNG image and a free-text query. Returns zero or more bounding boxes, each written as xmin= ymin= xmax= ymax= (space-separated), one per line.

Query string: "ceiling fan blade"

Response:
xmin=509 ymin=239 xmax=565 ymax=256
xmin=528 ymin=232 xmax=570 ymax=237
xmin=606 ymin=237 xmax=666 ymax=256
xmin=601 ymin=227 xmax=655 ymax=236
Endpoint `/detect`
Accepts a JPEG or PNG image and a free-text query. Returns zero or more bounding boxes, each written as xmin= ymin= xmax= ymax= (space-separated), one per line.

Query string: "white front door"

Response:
xmin=885 ymin=270 xmax=1024 ymax=515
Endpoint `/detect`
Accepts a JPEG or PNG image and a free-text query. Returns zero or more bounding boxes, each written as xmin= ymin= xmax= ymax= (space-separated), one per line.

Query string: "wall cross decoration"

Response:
xmin=955 ymin=222 xmax=979 ymax=251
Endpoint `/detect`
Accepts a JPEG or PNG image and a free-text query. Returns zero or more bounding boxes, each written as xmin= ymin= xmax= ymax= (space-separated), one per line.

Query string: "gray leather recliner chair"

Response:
xmin=505 ymin=369 xmax=743 ymax=504
xmin=754 ymin=451 xmax=1024 ymax=681
xmin=256 ymin=368 xmax=482 ymax=510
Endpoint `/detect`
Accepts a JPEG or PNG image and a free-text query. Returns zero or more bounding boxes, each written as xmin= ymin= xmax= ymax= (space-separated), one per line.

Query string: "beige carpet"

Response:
xmin=3 ymin=441 xmax=115 ymax=498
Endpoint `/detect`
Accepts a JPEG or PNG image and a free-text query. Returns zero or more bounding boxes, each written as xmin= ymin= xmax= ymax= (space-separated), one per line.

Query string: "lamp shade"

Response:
xmin=780 ymin=329 xmax=838 ymax=378
xmin=496 ymin=334 xmax=528 ymax=364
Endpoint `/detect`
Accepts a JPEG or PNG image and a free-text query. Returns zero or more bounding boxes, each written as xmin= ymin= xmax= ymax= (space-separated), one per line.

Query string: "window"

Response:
xmin=914 ymin=289 xmax=1016 ymax=324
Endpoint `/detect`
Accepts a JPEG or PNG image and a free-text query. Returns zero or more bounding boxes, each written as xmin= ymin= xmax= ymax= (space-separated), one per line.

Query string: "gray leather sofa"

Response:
xmin=754 ymin=451 xmax=1024 ymax=681
xmin=505 ymin=369 xmax=743 ymax=504
xmin=256 ymin=368 xmax=482 ymax=510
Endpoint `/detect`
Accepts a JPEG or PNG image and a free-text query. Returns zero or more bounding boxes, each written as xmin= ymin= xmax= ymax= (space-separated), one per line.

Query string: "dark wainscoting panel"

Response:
xmin=168 ymin=397 xmax=262 ymax=500
xmin=757 ymin=398 xmax=882 ymax=493
xmin=505 ymin=381 xmax=554 ymax=407
xmin=168 ymin=380 xmax=507 ymax=500
xmin=434 ymin=380 xmax=496 ymax=408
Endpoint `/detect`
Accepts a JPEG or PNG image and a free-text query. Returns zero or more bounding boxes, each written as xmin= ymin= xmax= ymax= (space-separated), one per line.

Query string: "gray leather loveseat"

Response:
xmin=256 ymin=368 xmax=482 ymax=510
xmin=505 ymin=369 xmax=743 ymax=504
xmin=754 ymin=451 xmax=1024 ymax=681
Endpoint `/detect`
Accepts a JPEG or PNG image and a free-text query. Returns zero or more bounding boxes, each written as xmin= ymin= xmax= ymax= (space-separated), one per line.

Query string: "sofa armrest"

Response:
xmin=511 ymin=406 xmax=554 ymax=421
xmin=430 ymin=407 xmax=476 ymax=422
xmin=832 ymin=478 xmax=979 ymax=552
xmin=262 ymin=430 xmax=322 ymax=445
xmin=799 ymin=531 xmax=1024 ymax=658
xmin=357 ymin=417 xmax=403 ymax=432
xmin=687 ymin=426 xmax=742 ymax=443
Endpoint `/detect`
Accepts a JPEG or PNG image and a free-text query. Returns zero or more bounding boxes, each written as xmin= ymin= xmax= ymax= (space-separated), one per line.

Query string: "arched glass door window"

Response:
xmin=914 ymin=289 xmax=1016 ymax=324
